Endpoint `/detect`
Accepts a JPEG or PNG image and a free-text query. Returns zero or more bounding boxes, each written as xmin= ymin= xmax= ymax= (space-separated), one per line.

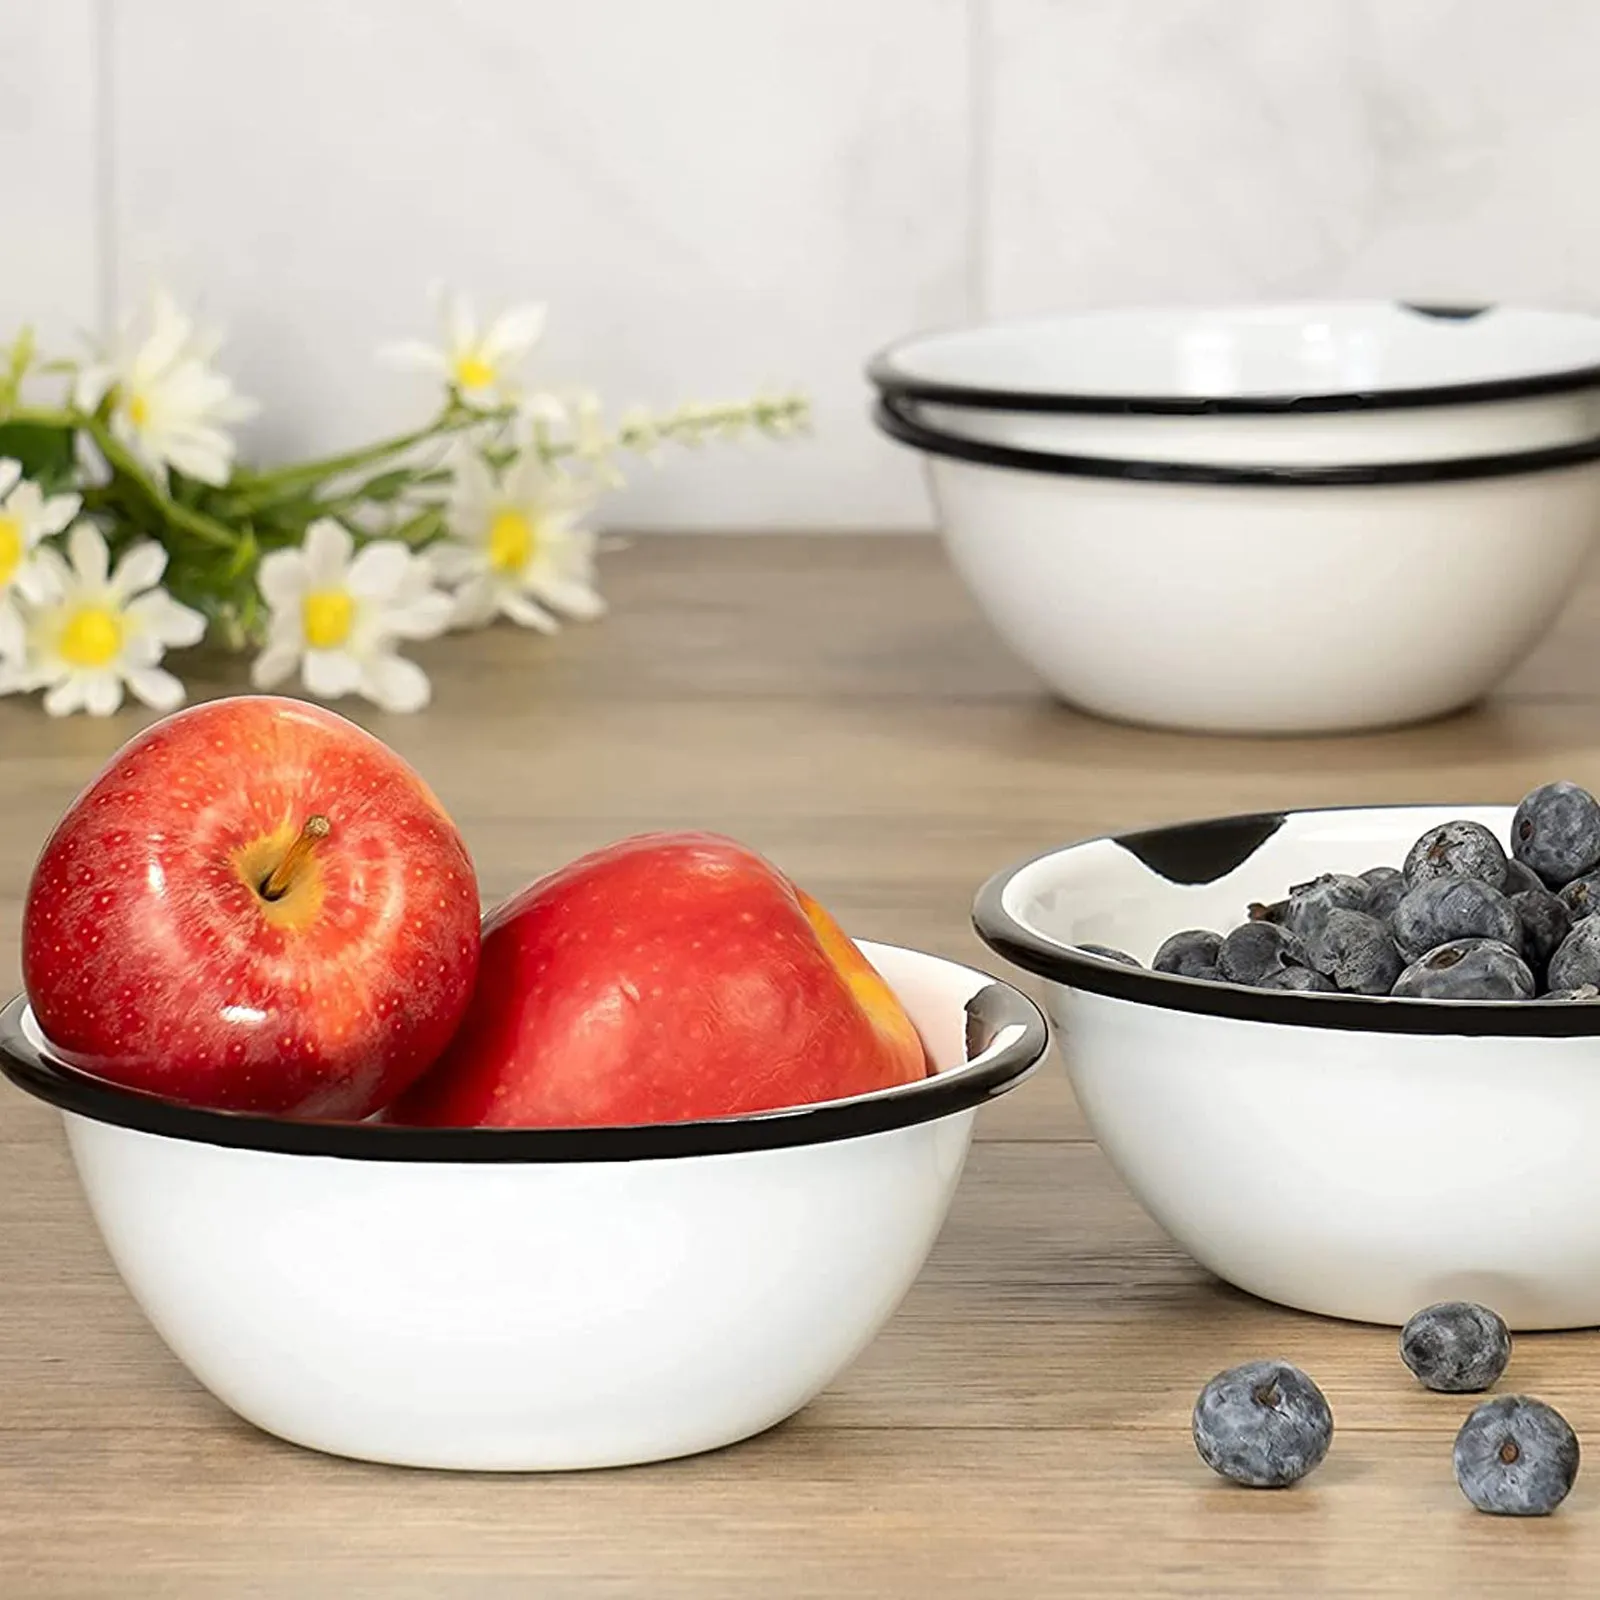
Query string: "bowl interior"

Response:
xmin=1004 ymin=804 xmax=1508 ymax=965
xmin=876 ymin=304 xmax=1600 ymax=403
xmin=0 ymin=941 xmax=1047 ymax=1162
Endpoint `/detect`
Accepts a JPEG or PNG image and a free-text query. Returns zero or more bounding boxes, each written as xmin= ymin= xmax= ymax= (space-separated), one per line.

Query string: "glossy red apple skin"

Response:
xmin=21 ymin=695 xmax=481 ymax=1117
xmin=388 ymin=831 xmax=931 ymax=1129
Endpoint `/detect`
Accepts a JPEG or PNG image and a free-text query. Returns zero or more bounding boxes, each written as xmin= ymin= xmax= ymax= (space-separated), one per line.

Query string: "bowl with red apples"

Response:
xmin=0 ymin=696 xmax=1046 ymax=1472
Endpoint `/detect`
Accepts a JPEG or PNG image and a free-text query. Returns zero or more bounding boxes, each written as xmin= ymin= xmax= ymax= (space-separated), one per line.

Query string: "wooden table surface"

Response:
xmin=6 ymin=533 xmax=1600 ymax=1597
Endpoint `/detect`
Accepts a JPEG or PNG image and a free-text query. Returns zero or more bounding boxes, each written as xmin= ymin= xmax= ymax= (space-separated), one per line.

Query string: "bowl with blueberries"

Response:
xmin=975 ymin=780 xmax=1600 ymax=1330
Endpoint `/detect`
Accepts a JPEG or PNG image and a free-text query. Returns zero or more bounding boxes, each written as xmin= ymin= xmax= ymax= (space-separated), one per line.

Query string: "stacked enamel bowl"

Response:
xmin=869 ymin=302 xmax=1600 ymax=734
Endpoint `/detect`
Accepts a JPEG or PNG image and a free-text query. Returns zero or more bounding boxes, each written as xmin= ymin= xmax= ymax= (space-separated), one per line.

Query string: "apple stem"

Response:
xmin=259 ymin=814 xmax=332 ymax=901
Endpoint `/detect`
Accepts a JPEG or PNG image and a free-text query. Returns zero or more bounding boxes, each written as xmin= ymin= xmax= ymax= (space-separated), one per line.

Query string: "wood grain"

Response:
xmin=4 ymin=532 xmax=1600 ymax=1596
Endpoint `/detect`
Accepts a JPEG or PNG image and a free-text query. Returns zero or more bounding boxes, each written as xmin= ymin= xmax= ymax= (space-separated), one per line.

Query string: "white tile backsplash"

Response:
xmin=985 ymin=0 xmax=1600 ymax=315
xmin=106 ymin=0 xmax=970 ymax=530
xmin=18 ymin=0 xmax=1600 ymax=527
xmin=0 ymin=3 xmax=98 ymax=346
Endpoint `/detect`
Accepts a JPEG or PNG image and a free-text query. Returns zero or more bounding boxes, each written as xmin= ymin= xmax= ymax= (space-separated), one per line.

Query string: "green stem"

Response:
xmin=531 ymin=395 xmax=810 ymax=468
xmin=83 ymin=418 xmax=242 ymax=551
xmin=227 ymin=406 xmax=505 ymax=507
xmin=303 ymin=467 xmax=454 ymax=522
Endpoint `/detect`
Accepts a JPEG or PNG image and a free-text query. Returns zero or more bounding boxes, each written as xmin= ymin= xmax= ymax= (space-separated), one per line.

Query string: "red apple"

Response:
xmin=388 ymin=831 xmax=930 ymax=1128
xmin=22 ymin=695 xmax=481 ymax=1117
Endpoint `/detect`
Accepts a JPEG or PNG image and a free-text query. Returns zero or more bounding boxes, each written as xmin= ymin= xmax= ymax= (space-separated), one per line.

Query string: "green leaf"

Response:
xmin=0 ymin=420 xmax=76 ymax=489
xmin=355 ymin=467 xmax=420 ymax=503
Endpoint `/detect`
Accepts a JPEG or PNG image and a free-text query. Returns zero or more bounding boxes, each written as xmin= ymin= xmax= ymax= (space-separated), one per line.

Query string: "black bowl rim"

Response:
xmin=873 ymin=394 xmax=1600 ymax=488
xmin=867 ymin=301 xmax=1600 ymax=417
xmin=0 ymin=949 xmax=1049 ymax=1164
xmin=972 ymin=803 xmax=1600 ymax=1039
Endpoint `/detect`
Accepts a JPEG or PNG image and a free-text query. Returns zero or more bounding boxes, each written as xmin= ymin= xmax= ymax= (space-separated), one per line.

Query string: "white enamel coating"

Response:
xmin=55 ymin=943 xmax=1027 ymax=1471
xmin=883 ymin=304 xmax=1600 ymax=466
xmin=1003 ymin=805 xmax=1600 ymax=1329
xmin=913 ymin=391 xmax=1600 ymax=466
xmin=883 ymin=304 xmax=1600 ymax=402
xmin=921 ymin=451 xmax=1600 ymax=734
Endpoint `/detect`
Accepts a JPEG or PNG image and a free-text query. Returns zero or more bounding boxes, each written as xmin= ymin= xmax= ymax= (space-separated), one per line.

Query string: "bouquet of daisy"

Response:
xmin=0 ymin=291 xmax=806 ymax=717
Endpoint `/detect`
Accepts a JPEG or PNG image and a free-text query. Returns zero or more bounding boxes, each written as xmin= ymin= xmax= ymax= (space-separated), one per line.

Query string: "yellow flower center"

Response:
xmin=302 ymin=589 xmax=356 ymax=650
xmin=0 ymin=514 xmax=21 ymax=588
xmin=126 ymin=392 xmax=150 ymax=428
xmin=453 ymin=352 xmax=495 ymax=392
xmin=487 ymin=509 xmax=536 ymax=574
xmin=58 ymin=606 xmax=124 ymax=668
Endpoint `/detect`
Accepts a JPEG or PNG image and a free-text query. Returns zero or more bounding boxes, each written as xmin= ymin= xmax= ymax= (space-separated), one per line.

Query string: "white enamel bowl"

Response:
xmin=875 ymin=399 xmax=1600 ymax=735
xmin=869 ymin=302 xmax=1600 ymax=465
xmin=0 ymin=941 xmax=1046 ymax=1472
xmin=975 ymin=803 xmax=1600 ymax=1331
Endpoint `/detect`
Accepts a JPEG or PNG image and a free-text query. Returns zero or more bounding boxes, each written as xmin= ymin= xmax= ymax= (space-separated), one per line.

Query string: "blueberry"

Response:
xmin=1360 ymin=866 xmax=1410 ymax=923
xmin=1192 ymin=1361 xmax=1333 ymax=1489
xmin=1306 ymin=909 xmax=1403 ymax=995
xmin=1502 ymin=858 xmax=1546 ymax=898
xmin=1153 ymin=929 xmax=1223 ymax=978
xmin=1404 ymin=820 xmax=1509 ymax=891
xmin=1453 ymin=1396 xmax=1579 ymax=1516
xmin=1548 ymin=917 xmax=1600 ymax=991
xmin=1077 ymin=943 xmax=1141 ymax=967
xmin=1512 ymin=781 xmax=1600 ymax=888
xmin=1538 ymin=984 xmax=1600 ymax=1002
xmin=1391 ymin=877 xmax=1523 ymax=960
xmin=1510 ymin=888 xmax=1572 ymax=976
xmin=1400 ymin=1302 xmax=1511 ymax=1393
xmin=1282 ymin=873 xmax=1370 ymax=940
xmin=1217 ymin=921 xmax=1307 ymax=986
xmin=1258 ymin=966 xmax=1337 ymax=992
xmin=1558 ymin=872 xmax=1600 ymax=922
xmin=1391 ymin=939 xmax=1535 ymax=1001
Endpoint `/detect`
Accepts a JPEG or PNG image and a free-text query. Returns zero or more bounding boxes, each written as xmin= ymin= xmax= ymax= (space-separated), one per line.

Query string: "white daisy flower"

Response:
xmin=12 ymin=522 xmax=205 ymax=717
xmin=382 ymin=289 xmax=546 ymax=408
xmin=251 ymin=518 xmax=454 ymax=714
xmin=75 ymin=289 xmax=258 ymax=486
xmin=0 ymin=457 xmax=81 ymax=666
xmin=433 ymin=449 xmax=606 ymax=633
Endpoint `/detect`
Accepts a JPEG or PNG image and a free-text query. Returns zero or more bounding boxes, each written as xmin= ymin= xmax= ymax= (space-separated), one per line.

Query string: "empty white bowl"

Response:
xmin=870 ymin=302 xmax=1600 ymax=465
xmin=0 ymin=940 xmax=1046 ymax=1471
xmin=975 ymin=803 xmax=1600 ymax=1330
xmin=875 ymin=398 xmax=1600 ymax=735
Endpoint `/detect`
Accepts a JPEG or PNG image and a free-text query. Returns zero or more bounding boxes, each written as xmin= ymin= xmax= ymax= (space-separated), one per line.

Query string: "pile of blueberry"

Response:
xmin=1194 ymin=1301 xmax=1581 ymax=1515
xmin=1100 ymin=781 xmax=1600 ymax=1001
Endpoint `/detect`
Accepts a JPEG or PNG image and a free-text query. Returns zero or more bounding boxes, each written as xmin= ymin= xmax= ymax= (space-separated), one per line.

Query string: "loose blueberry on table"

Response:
xmin=1400 ymin=1302 xmax=1511 ymax=1394
xmin=1192 ymin=1361 xmax=1333 ymax=1488
xmin=1453 ymin=1397 xmax=1580 ymax=1516
xmin=1078 ymin=779 xmax=1600 ymax=1000
xmin=1186 ymin=1303 xmax=1583 ymax=1513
